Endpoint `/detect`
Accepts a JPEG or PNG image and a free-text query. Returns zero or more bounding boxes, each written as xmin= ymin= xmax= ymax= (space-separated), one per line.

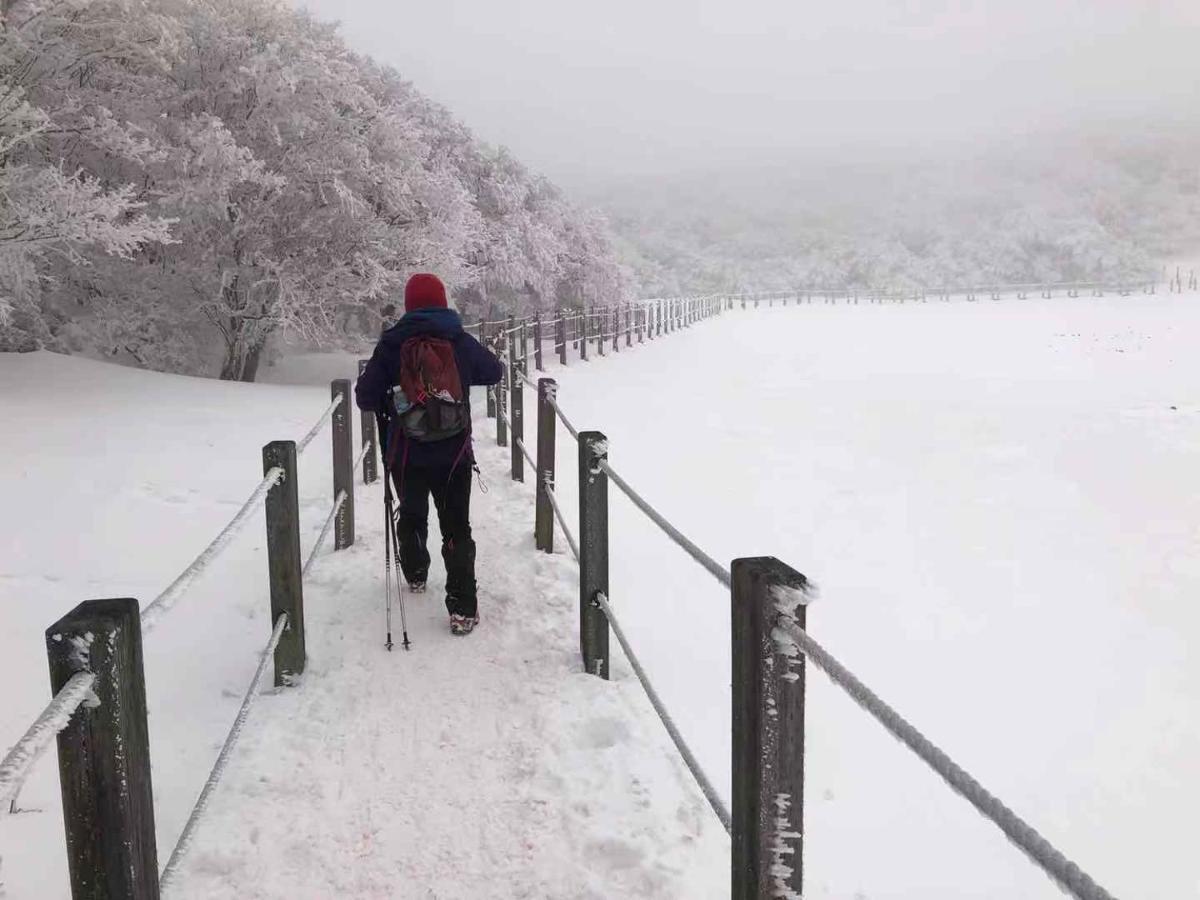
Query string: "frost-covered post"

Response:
xmin=263 ymin=441 xmax=305 ymax=686
xmin=47 ymin=598 xmax=159 ymax=900
xmin=330 ymin=380 xmax=355 ymax=550
xmin=357 ymin=360 xmax=378 ymax=485
xmin=533 ymin=315 xmax=544 ymax=371
xmin=508 ymin=338 xmax=523 ymax=482
xmin=731 ymin=557 xmax=810 ymax=900
xmin=496 ymin=341 xmax=509 ymax=449
xmin=535 ymin=378 xmax=557 ymax=552
xmin=482 ymin=318 xmax=497 ymax=419
xmin=578 ymin=431 xmax=610 ymax=679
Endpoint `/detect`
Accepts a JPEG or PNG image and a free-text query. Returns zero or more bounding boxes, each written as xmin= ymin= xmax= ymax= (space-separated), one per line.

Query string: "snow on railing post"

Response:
xmin=497 ymin=322 xmax=509 ymax=448
xmin=482 ymin=317 xmax=496 ymax=419
xmin=535 ymin=378 xmax=557 ymax=553
xmin=47 ymin=597 xmax=160 ymax=899
xmin=731 ymin=557 xmax=810 ymax=900
xmin=357 ymin=361 xmax=379 ymax=485
xmin=330 ymin=380 xmax=355 ymax=550
xmin=534 ymin=315 xmax=544 ymax=372
xmin=263 ymin=441 xmax=306 ymax=686
xmin=578 ymin=431 xmax=611 ymax=680
xmin=509 ymin=339 xmax=523 ymax=483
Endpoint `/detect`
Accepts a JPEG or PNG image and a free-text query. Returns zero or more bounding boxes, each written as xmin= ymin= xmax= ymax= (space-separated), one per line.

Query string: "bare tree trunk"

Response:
xmin=218 ymin=316 xmax=269 ymax=382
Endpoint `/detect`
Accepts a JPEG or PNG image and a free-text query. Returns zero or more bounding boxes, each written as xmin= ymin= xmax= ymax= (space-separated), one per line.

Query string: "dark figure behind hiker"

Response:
xmin=356 ymin=274 xmax=502 ymax=635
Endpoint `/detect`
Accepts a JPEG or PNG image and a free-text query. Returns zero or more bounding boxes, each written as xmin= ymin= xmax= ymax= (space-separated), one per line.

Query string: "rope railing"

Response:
xmin=140 ymin=467 xmax=284 ymax=632
xmin=297 ymin=392 xmax=344 ymax=455
xmin=543 ymin=483 xmax=580 ymax=562
xmin=303 ymin=490 xmax=348 ymax=578
xmin=546 ymin=395 xmax=579 ymax=442
xmin=353 ymin=439 xmax=372 ymax=473
xmin=773 ymin=617 xmax=1116 ymax=900
xmin=0 ymin=672 xmax=96 ymax=810
xmin=594 ymin=591 xmax=731 ymax=834
xmin=159 ymin=612 xmax=289 ymax=889
xmin=514 ymin=436 xmax=537 ymax=473
xmin=595 ymin=458 xmax=731 ymax=588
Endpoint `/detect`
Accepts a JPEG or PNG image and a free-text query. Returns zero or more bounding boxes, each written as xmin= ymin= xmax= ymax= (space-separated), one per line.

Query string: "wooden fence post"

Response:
xmin=535 ymin=378 xmax=557 ymax=552
xmin=330 ymin=380 xmax=354 ymax=550
xmin=626 ymin=303 xmax=632 ymax=347
xmin=521 ymin=317 xmax=529 ymax=368
xmin=578 ymin=431 xmax=610 ymax=679
xmin=731 ymin=557 xmax=809 ymax=899
xmin=597 ymin=308 xmax=605 ymax=357
xmin=534 ymin=315 xmax=544 ymax=371
xmin=580 ymin=307 xmax=589 ymax=361
xmin=613 ymin=305 xmax=620 ymax=354
xmin=558 ymin=313 xmax=567 ymax=365
xmin=509 ymin=338 xmax=523 ymax=482
xmin=357 ymin=360 xmax=378 ymax=485
xmin=47 ymin=597 xmax=159 ymax=899
xmin=263 ymin=440 xmax=305 ymax=686
xmin=482 ymin=318 xmax=496 ymax=419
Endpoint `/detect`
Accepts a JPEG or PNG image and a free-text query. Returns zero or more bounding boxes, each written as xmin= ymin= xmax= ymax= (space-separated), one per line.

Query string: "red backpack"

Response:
xmin=390 ymin=337 xmax=471 ymax=442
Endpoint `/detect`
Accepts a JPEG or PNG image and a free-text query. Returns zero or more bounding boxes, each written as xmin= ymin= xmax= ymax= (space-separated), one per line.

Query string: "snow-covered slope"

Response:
xmin=4 ymin=293 xmax=1198 ymax=898
xmin=0 ymin=350 xmax=726 ymax=899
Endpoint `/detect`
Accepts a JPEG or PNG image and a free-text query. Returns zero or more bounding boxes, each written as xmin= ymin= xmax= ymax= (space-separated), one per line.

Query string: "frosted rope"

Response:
xmin=353 ymin=440 xmax=372 ymax=473
xmin=546 ymin=396 xmax=580 ymax=442
xmin=297 ymin=393 xmax=344 ymax=455
xmin=774 ymin=619 xmax=1115 ymax=900
xmin=594 ymin=591 xmax=731 ymax=833
xmin=0 ymin=672 xmax=96 ymax=810
xmin=141 ymin=467 xmax=284 ymax=632
xmin=303 ymin=490 xmax=348 ymax=578
xmin=160 ymin=613 xmax=289 ymax=889
xmin=596 ymin=459 xmax=730 ymax=588
xmin=543 ymin=485 xmax=580 ymax=562
xmin=514 ymin=437 xmax=537 ymax=472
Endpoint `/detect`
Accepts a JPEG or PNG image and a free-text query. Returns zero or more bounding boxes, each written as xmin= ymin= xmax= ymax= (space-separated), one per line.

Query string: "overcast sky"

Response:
xmin=295 ymin=0 xmax=1200 ymax=189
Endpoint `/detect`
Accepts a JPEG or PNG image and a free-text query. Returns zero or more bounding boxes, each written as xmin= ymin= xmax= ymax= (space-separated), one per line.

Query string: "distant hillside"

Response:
xmin=592 ymin=132 xmax=1200 ymax=296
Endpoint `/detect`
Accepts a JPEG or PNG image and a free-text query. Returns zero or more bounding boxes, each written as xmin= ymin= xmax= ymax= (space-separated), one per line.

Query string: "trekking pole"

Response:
xmin=382 ymin=471 xmax=412 ymax=651
xmin=383 ymin=489 xmax=395 ymax=652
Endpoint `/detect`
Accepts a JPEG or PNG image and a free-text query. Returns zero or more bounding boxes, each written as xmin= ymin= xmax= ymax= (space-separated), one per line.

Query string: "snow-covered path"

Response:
xmin=165 ymin=433 xmax=728 ymax=899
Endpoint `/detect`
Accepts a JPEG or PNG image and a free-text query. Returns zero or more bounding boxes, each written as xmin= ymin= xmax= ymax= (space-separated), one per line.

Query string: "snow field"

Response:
xmin=543 ymin=295 xmax=1200 ymax=899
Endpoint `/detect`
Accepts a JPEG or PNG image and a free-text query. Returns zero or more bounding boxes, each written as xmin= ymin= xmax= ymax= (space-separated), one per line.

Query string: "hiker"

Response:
xmin=355 ymin=274 xmax=503 ymax=635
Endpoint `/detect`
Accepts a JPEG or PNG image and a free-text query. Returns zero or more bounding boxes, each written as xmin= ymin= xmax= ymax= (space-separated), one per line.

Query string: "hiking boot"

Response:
xmin=449 ymin=613 xmax=480 ymax=636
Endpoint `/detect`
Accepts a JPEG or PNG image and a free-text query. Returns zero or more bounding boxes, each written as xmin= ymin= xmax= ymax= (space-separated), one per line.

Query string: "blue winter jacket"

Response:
xmin=355 ymin=308 xmax=503 ymax=469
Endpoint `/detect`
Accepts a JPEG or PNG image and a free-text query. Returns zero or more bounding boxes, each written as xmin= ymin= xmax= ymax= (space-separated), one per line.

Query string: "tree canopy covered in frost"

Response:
xmin=0 ymin=0 xmax=632 ymax=379
xmin=597 ymin=138 xmax=1200 ymax=297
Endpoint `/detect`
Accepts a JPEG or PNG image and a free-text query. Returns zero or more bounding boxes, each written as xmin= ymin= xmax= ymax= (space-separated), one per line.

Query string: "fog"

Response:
xmin=297 ymin=0 xmax=1200 ymax=187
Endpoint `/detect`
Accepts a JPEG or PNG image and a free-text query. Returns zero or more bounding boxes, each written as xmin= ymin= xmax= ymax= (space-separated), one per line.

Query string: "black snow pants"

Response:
xmin=392 ymin=462 xmax=477 ymax=617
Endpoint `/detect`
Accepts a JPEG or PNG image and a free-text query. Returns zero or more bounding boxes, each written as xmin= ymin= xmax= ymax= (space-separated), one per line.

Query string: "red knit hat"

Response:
xmin=404 ymin=273 xmax=448 ymax=312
